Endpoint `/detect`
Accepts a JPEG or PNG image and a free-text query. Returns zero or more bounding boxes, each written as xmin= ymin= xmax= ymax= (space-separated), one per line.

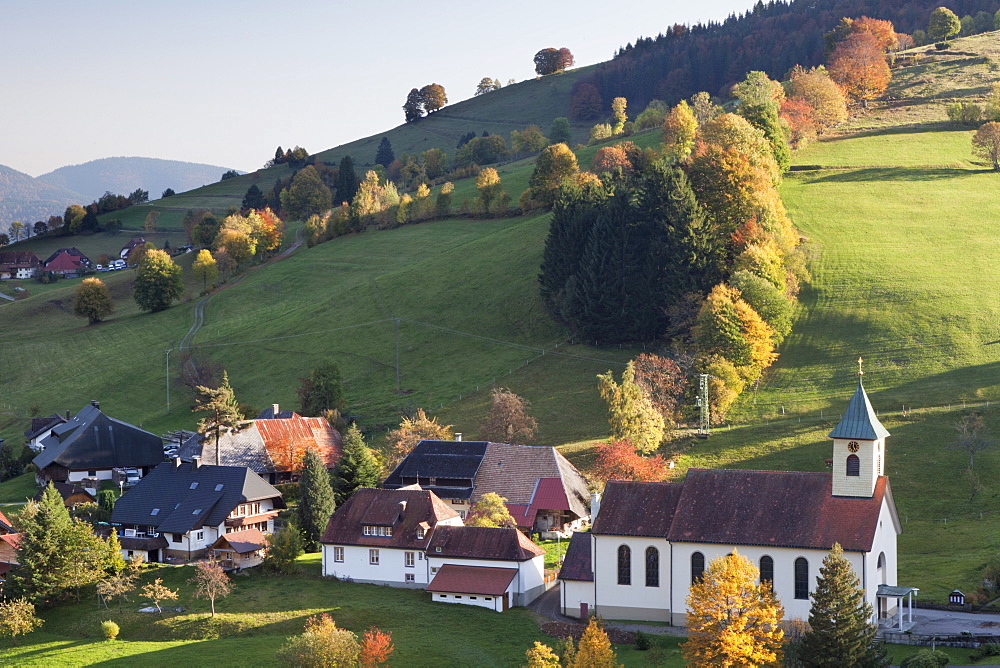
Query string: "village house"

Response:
xmin=110 ymin=458 xmax=285 ymax=563
xmin=383 ymin=439 xmax=591 ymax=537
xmin=559 ymin=374 xmax=903 ymax=627
xmin=34 ymin=481 xmax=97 ymax=508
xmin=32 ymin=401 xmax=163 ymax=488
xmin=177 ymin=405 xmax=341 ymax=484
xmin=0 ymin=250 xmax=42 ymax=279
xmin=43 ymin=248 xmax=91 ymax=277
xmin=320 ymin=485 xmax=548 ymax=610
xmin=23 ymin=413 xmax=69 ymax=452
xmin=119 ymin=236 xmax=146 ymax=260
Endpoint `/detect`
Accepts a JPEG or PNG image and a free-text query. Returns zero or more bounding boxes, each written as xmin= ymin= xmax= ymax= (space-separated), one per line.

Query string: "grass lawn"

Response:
xmin=0 ymin=473 xmax=39 ymax=504
xmin=0 ymin=553 xmax=677 ymax=667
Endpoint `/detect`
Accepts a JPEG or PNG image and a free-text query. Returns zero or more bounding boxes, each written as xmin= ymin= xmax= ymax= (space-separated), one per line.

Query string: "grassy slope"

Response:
xmin=0 ymin=555 xmax=685 ymax=667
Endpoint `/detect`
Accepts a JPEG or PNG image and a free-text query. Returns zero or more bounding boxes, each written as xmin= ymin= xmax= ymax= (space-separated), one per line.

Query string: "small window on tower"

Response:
xmin=846 ymin=454 xmax=860 ymax=477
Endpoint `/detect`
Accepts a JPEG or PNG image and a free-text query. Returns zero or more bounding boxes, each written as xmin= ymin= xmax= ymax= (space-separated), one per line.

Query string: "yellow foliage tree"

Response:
xmin=524 ymin=641 xmax=561 ymax=667
xmin=385 ymin=409 xmax=453 ymax=469
xmin=693 ymin=284 xmax=777 ymax=384
xmin=572 ymin=617 xmax=621 ymax=667
xmin=683 ymin=550 xmax=784 ymax=667
xmin=597 ymin=361 xmax=665 ymax=455
xmin=661 ymin=100 xmax=698 ymax=163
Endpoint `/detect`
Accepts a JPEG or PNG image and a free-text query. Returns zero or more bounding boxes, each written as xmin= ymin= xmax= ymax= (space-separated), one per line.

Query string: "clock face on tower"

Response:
xmin=848 ymin=441 xmax=860 ymax=453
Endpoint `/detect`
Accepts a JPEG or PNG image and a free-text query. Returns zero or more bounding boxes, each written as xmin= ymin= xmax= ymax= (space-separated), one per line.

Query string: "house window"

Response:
xmin=455 ymin=596 xmax=462 ymax=599
xmin=617 ymin=545 xmax=631 ymax=585
xmin=417 ymin=527 xmax=426 ymax=539
xmin=485 ymin=597 xmax=492 ymax=601
xmin=760 ymin=556 xmax=774 ymax=586
xmin=173 ymin=534 xmax=183 ymax=544
xmin=150 ymin=508 xmax=160 ymax=516
xmin=370 ymin=549 xmax=379 ymax=565
xmin=847 ymin=454 xmax=860 ymax=477
xmin=88 ymin=470 xmax=97 ymax=477
xmin=196 ymin=531 xmax=204 ymax=542
xmin=470 ymin=596 xmax=477 ymax=600
xmin=645 ymin=547 xmax=659 ymax=587
xmin=794 ymin=557 xmax=809 ymax=599
xmin=691 ymin=552 xmax=705 ymax=584
xmin=190 ymin=482 xmax=199 ymax=489
xmin=405 ymin=552 xmax=415 ymax=567
xmin=405 ymin=573 xmax=415 ymax=583
xmin=334 ymin=547 xmax=344 ymax=562
xmin=431 ymin=567 xmax=438 ymax=574
xmin=363 ymin=526 xmax=372 ymax=536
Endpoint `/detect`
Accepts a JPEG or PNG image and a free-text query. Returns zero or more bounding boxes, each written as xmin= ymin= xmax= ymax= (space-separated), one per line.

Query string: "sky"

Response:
xmin=4 ymin=0 xmax=759 ymax=177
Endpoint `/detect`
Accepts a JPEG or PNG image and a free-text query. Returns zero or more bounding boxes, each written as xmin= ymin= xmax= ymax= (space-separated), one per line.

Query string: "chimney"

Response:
xmin=272 ymin=403 xmax=280 ymax=417
xmin=65 ymin=410 xmax=70 ymax=419
xmin=90 ymin=400 xmax=100 ymax=409
xmin=454 ymin=432 xmax=462 ymax=441
xmin=590 ymin=492 xmax=602 ymax=521
xmin=193 ymin=455 xmax=202 ymax=469
xmin=398 ymin=500 xmax=407 ymax=519
xmin=174 ymin=456 xmax=182 ymax=468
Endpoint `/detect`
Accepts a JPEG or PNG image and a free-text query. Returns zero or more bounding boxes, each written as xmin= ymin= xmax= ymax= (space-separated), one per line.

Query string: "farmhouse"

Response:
xmin=119 ymin=237 xmax=146 ymax=260
xmin=0 ymin=250 xmax=42 ymax=279
xmin=43 ymin=247 xmax=91 ymax=277
xmin=559 ymin=375 xmax=902 ymax=626
xmin=34 ymin=481 xmax=97 ymax=508
xmin=383 ymin=440 xmax=591 ymax=536
xmin=177 ymin=408 xmax=341 ymax=484
xmin=110 ymin=458 xmax=284 ymax=563
xmin=320 ymin=486 xmax=549 ymax=610
xmin=23 ymin=413 xmax=68 ymax=452
xmin=32 ymin=401 xmax=164 ymax=487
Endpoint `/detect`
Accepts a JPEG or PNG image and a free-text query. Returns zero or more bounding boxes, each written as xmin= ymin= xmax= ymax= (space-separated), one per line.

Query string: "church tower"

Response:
xmin=828 ymin=359 xmax=889 ymax=498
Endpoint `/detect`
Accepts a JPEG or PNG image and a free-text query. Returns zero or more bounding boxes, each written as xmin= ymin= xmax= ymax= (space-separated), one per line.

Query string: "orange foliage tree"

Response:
xmin=595 ymin=440 xmax=669 ymax=483
xmin=827 ymin=31 xmax=890 ymax=107
xmin=591 ymin=145 xmax=633 ymax=176
xmin=786 ymin=66 xmax=848 ymax=130
xmin=360 ymin=626 xmax=394 ymax=667
xmin=693 ymin=284 xmax=777 ymax=384
xmin=779 ymin=98 xmax=818 ymax=147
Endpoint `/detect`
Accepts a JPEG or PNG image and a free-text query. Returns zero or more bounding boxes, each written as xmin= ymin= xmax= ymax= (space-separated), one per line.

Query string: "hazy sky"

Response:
xmin=5 ymin=0 xmax=758 ymax=177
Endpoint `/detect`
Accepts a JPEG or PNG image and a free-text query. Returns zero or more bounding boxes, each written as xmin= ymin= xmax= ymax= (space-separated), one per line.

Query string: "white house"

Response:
xmin=321 ymin=486 xmax=549 ymax=610
xmin=559 ymin=373 xmax=903 ymax=626
xmin=110 ymin=458 xmax=284 ymax=563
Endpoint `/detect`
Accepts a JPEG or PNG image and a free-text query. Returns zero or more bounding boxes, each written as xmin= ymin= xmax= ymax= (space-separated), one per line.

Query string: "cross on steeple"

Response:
xmin=858 ymin=356 xmax=864 ymax=377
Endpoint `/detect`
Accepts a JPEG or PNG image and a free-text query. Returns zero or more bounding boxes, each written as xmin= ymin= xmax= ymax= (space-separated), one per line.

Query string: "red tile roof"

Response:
xmin=45 ymin=250 xmax=87 ymax=272
xmin=214 ymin=528 xmax=268 ymax=554
xmin=504 ymin=503 xmax=536 ymax=529
xmin=427 ymin=525 xmax=545 ymax=561
xmin=255 ymin=416 xmax=342 ymax=471
xmin=426 ymin=564 xmax=517 ymax=595
xmin=321 ymin=487 xmax=459 ymax=549
xmin=0 ymin=533 xmax=22 ymax=550
xmin=0 ymin=509 xmax=12 ymax=532
xmin=667 ymin=469 xmax=888 ymax=552
xmin=0 ymin=251 xmax=41 ymax=269
xmin=592 ymin=481 xmax=684 ymax=537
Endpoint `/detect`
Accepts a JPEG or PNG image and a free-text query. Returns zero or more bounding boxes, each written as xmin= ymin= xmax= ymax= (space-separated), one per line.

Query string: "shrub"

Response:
xmin=101 ymin=620 xmax=120 ymax=640
xmin=635 ymin=630 xmax=652 ymax=651
xmin=935 ymin=41 xmax=951 ymax=50
xmin=970 ymin=643 xmax=1000 ymax=661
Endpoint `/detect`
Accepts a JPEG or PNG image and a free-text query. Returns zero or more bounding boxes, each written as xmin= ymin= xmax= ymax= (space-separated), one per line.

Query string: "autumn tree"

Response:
xmin=0 ymin=598 xmax=43 ymax=645
xmin=511 ymin=125 xmax=549 ymax=155
xmin=0 ymin=233 xmax=8 ymax=246
xmin=610 ymin=97 xmax=628 ymax=134
xmin=189 ymin=249 xmax=217 ymax=293
xmin=277 ymin=613 xmax=360 ymax=667
xmin=385 ymin=409 xmax=453 ymax=469
xmin=298 ymin=448 xmax=336 ymax=552
xmin=190 ymin=559 xmax=232 ymax=617
xmin=480 ymin=388 xmax=538 ymax=444
xmin=281 ymin=165 xmax=333 ymax=221
xmin=636 ymin=99 xmax=668 ymax=130
xmin=534 ymin=47 xmax=574 ymax=75
xmin=141 ymin=578 xmax=178 ymax=613
xmin=573 ymin=617 xmax=620 ymax=667
xmin=683 ymin=550 xmax=784 ymax=667
xmin=525 ymin=641 xmax=561 ymax=667
xmin=473 ymin=167 xmax=509 ymax=215
xmin=360 ymin=627 xmax=394 ymax=667
xmin=828 ymin=32 xmax=890 ymax=107
xmin=799 ymin=544 xmax=886 ymax=667
xmin=693 ymin=284 xmax=777 ymax=383
xmin=263 ymin=524 xmax=304 ymax=574
xmin=475 ymin=77 xmax=501 ymax=96
xmin=597 ymin=362 xmax=665 ymax=454
xmin=332 ymin=424 xmax=382 ymax=506
xmin=972 ymin=121 xmax=1000 ymax=170
xmin=403 ymin=87 xmax=424 ymax=122
xmin=952 ymin=412 xmax=994 ymax=469
xmin=662 ymin=100 xmax=698 ymax=163
xmin=631 ymin=353 xmax=685 ymax=427
xmin=465 ymin=492 xmax=517 ymax=528
xmin=72 ymin=277 xmax=114 ymax=324
xmin=733 ymin=71 xmax=789 ymax=172
xmin=594 ymin=440 xmax=669 ymax=482
xmin=780 ymin=98 xmax=819 ymax=147
xmin=570 ymin=83 xmax=603 ymax=120
xmin=97 ymin=573 xmax=138 ymax=611
xmin=133 ymin=249 xmax=183 ymax=313
xmin=193 ymin=370 xmax=244 ymax=464
xmin=928 ymin=6 xmax=961 ymax=41
xmin=520 ymin=143 xmax=580 ymax=209
xmin=420 ymin=83 xmax=447 ymax=114
xmin=591 ymin=145 xmax=633 ymax=176
xmin=144 ymin=210 xmax=160 ymax=234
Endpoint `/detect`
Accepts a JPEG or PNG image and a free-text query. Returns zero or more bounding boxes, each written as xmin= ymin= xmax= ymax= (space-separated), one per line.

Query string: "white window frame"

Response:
xmin=334 ymin=546 xmax=344 ymax=563
xmin=405 ymin=573 xmax=415 ymax=583
xmin=405 ymin=552 xmax=415 ymax=567
xmin=369 ymin=549 xmax=379 ymax=565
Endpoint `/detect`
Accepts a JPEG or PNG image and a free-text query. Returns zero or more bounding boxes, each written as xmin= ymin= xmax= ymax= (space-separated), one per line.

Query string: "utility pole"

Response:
xmin=165 ymin=349 xmax=172 ymax=414
xmin=394 ymin=318 xmax=401 ymax=392
xmin=696 ymin=373 xmax=711 ymax=439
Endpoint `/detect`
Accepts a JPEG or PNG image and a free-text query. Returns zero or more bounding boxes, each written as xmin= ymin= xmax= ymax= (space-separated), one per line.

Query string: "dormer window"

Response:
xmin=215 ymin=484 xmax=224 ymax=491
xmin=150 ymin=508 xmax=160 ymax=516
xmin=417 ymin=527 xmax=426 ymax=539
xmin=190 ymin=482 xmax=199 ymax=489
xmin=363 ymin=525 xmax=392 ymax=537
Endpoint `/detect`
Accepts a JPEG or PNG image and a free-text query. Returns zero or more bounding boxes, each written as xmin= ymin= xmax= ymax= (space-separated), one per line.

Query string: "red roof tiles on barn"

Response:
xmin=321 ymin=487 xmax=459 ymax=549
xmin=427 ymin=525 xmax=545 ymax=561
xmin=427 ymin=564 xmax=518 ymax=596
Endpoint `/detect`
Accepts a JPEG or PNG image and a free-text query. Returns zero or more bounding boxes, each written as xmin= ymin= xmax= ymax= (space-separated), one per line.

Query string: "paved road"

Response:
xmin=905 ymin=608 xmax=1000 ymax=636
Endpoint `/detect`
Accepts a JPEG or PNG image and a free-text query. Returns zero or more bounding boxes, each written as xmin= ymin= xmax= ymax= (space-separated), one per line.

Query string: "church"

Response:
xmin=559 ymin=370 xmax=903 ymax=625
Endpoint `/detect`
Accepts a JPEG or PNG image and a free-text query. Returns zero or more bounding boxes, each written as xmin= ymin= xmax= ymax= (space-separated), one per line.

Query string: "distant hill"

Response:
xmin=0 ymin=164 xmax=84 ymax=226
xmin=37 ymin=156 xmax=240 ymax=203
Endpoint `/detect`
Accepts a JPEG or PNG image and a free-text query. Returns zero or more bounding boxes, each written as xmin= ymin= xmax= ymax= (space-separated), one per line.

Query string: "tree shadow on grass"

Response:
xmin=806 ymin=167 xmax=978 ymax=184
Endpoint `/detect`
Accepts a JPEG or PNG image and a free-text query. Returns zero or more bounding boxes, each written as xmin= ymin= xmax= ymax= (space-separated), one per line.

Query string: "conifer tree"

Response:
xmin=573 ymin=617 xmax=620 ymax=667
xmin=298 ymin=448 xmax=335 ymax=552
xmin=375 ymin=137 xmax=395 ymax=168
xmin=297 ymin=360 xmax=346 ymax=417
xmin=332 ymin=425 xmax=382 ymax=506
xmin=799 ymin=543 xmax=886 ymax=667
xmin=336 ymin=156 xmax=359 ymax=205
xmin=193 ymin=370 xmax=244 ymax=465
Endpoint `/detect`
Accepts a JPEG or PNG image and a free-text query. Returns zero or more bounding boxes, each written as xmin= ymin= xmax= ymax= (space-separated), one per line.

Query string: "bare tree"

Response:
xmin=479 ymin=388 xmax=538 ymax=444
xmin=190 ymin=559 xmax=232 ymax=616
xmin=953 ymin=413 xmax=994 ymax=469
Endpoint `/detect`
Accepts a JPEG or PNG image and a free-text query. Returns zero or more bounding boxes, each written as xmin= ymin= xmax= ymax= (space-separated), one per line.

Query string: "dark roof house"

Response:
xmin=0 ymin=251 xmax=42 ymax=278
xmin=111 ymin=460 xmax=285 ymax=535
xmin=321 ymin=486 xmax=460 ymax=550
xmin=44 ymin=248 xmax=90 ymax=274
xmin=426 ymin=525 xmax=545 ymax=562
xmin=34 ymin=482 xmax=97 ymax=507
xmin=32 ymin=402 xmax=164 ymax=483
xmin=383 ymin=440 xmax=488 ymax=501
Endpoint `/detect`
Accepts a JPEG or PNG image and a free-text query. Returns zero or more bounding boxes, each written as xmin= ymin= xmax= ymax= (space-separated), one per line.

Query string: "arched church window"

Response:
xmin=794 ymin=557 xmax=809 ymax=599
xmin=759 ymin=555 xmax=774 ymax=586
xmin=846 ymin=454 xmax=860 ymax=476
xmin=617 ymin=545 xmax=631 ymax=585
xmin=691 ymin=551 xmax=705 ymax=584
xmin=646 ymin=547 xmax=659 ymax=587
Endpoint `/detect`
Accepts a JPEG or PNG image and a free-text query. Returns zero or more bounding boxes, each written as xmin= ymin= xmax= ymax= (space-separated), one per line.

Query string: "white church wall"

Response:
xmin=592 ymin=534 xmax=671 ymax=622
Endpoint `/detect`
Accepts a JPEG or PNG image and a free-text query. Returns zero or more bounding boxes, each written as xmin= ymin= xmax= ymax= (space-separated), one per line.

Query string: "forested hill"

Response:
xmin=582 ymin=0 xmax=1000 ymax=111
xmin=0 ymin=164 xmax=84 ymax=227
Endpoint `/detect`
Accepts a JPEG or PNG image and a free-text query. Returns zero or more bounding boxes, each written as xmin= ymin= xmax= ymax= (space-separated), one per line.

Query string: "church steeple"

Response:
xmin=829 ymin=359 xmax=889 ymax=497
